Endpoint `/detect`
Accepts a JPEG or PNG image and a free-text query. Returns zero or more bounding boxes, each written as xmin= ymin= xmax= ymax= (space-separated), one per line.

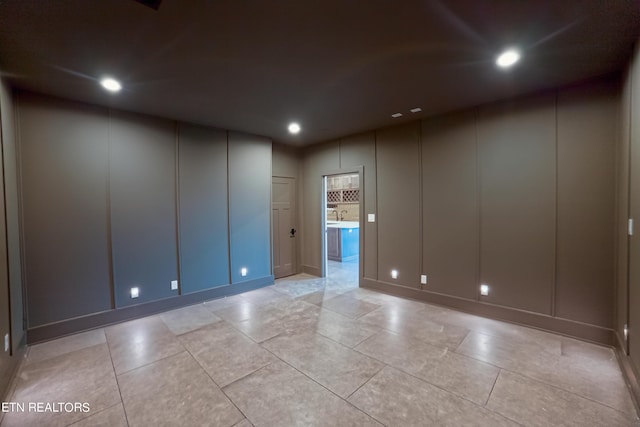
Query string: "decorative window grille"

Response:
xmin=327 ymin=189 xmax=359 ymax=203
xmin=342 ymin=189 xmax=359 ymax=202
xmin=327 ymin=190 xmax=341 ymax=203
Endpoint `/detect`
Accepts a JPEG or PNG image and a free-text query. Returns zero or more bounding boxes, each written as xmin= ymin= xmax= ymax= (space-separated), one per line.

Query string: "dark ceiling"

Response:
xmin=0 ymin=1 xmax=638 ymax=146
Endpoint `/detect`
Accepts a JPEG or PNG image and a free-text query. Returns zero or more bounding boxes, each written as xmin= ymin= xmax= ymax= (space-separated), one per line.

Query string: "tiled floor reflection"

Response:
xmin=3 ymin=257 xmax=639 ymax=426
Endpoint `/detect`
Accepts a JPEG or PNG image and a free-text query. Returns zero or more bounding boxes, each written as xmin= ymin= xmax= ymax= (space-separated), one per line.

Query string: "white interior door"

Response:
xmin=272 ymin=177 xmax=296 ymax=278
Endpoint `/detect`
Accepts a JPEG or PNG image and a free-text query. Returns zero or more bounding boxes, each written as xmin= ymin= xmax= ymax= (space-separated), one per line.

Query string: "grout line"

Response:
xmin=344 ymin=362 xmax=386 ymax=400
xmin=498 ymin=366 xmax=638 ymax=420
xmin=66 ymin=402 xmax=124 ymax=426
xmin=484 ymin=368 xmax=501 ymax=407
xmin=256 ymin=341 xmax=385 ymax=424
xmin=104 ymin=333 xmax=131 ymax=427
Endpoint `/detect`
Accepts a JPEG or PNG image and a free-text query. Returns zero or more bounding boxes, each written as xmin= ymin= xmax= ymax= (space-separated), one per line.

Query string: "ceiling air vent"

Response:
xmin=132 ymin=0 xmax=162 ymax=10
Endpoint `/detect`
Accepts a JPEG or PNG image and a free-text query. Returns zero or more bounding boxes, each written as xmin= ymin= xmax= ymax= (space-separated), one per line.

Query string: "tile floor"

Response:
xmin=1 ymin=258 xmax=639 ymax=426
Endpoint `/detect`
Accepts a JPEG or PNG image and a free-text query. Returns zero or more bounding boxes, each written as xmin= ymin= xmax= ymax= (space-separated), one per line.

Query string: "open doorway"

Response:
xmin=323 ymin=172 xmax=360 ymax=285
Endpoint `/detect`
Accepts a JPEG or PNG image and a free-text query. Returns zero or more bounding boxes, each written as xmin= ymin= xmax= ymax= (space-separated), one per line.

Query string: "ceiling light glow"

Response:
xmin=100 ymin=77 xmax=122 ymax=92
xmin=391 ymin=113 xmax=403 ymax=118
xmin=496 ymin=49 xmax=520 ymax=68
xmin=288 ymin=122 xmax=301 ymax=134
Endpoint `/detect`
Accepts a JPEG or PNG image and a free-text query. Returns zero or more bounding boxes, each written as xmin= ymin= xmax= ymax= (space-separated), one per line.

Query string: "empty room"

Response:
xmin=1 ymin=1 xmax=640 ymax=426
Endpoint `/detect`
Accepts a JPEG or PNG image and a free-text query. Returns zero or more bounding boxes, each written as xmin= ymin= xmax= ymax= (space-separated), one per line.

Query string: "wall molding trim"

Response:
xmin=361 ymin=278 xmax=614 ymax=345
xmin=614 ymin=333 xmax=640 ymax=417
xmin=302 ymin=264 xmax=322 ymax=277
xmin=0 ymin=338 xmax=26 ymax=403
xmin=26 ymin=275 xmax=274 ymax=344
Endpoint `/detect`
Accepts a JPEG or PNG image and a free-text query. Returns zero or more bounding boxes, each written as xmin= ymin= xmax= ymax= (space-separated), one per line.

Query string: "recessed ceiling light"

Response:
xmin=100 ymin=77 xmax=122 ymax=92
xmin=410 ymin=108 xmax=422 ymax=113
xmin=391 ymin=113 xmax=403 ymax=118
xmin=288 ymin=122 xmax=301 ymax=134
xmin=496 ymin=49 xmax=520 ymax=68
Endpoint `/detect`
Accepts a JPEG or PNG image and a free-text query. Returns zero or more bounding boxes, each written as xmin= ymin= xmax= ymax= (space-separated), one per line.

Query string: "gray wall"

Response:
xmin=422 ymin=111 xmax=478 ymax=299
xmin=110 ymin=111 xmax=178 ymax=307
xmin=617 ymin=40 xmax=640 ymax=407
xmin=178 ymin=124 xmax=229 ymax=293
xmin=376 ymin=123 xmax=421 ymax=288
xmin=0 ymin=78 xmax=24 ymax=398
xmin=16 ymin=91 xmax=273 ymax=337
xmin=302 ymin=77 xmax=619 ymax=338
xmin=620 ymin=41 xmax=640 ymax=379
xmin=301 ymin=141 xmax=340 ymax=276
xmin=477 ymin=94 xmax=556 ymax=314
xmin=229 ymin=132 xmax=272 ymax=283
xmin=19 ymin=93 xmax=112 ymax=324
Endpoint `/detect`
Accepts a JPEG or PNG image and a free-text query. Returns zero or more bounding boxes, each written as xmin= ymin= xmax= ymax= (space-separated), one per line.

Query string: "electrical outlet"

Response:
xmin=624 ymin=324 xmax=629 ymax=340
xmin=480 ymin=284 xmax=490 ymax=296
xmin=420 ymin=275 xmax=427 ymax=285
xmin=368 ymin=213 xmax=376 ymax=223
xmin=171 ymin=280 xmax=178 ymax=291
xmin=4 ymin=334 xmax=9 ymax=352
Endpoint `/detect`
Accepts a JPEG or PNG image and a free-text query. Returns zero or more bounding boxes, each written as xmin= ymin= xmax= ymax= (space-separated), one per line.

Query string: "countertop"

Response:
xmin=326 ymin=221 xmax=360 ymax=229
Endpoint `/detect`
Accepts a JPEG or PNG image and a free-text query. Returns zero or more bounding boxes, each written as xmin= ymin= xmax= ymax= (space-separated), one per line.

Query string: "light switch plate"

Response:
xmin=368 ymin=213 xmax=375 ymax=222
xmin=629 ymin=219 xmax=634 ymax=236
xmin=171 ymin=280 xmax=178 ymax=291
xmin=4 ymin=334 xmax=8 ymax=352
xmin=420 ymin=275 xmax=427 ymax=285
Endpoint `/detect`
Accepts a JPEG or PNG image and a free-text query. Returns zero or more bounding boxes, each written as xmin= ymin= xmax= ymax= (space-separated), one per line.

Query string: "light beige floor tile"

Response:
xmin=297 ymin=289 xmax=344 ymax=306
xmin=214 ymin=300 xmax=261 ymax=323
xmin=69 ymin=402 xmax=127 ymax=427
xmin=159 ymin=303 xmax=222 ymax=335
xmin=233 ymin=419 xmax=254 ymax=427
xmin=203 ymin=294 xmax=246 ymax=312
xmin=230 ymin=299 xmax=322 ymax=342
xmin=273 ymin=276 xmax=329 ymax=297
xmin=457 ymin=331 xmax=637 ymax=416
xmin=346 ymin=288 xmax=427 ymax=311
xmin=487 ymin=370 xmax=636 ymax=426
xmin=2 ymin=344 xmax=120 ymax=427
xmin=26 ymin=329 xmax=106 ymax=366
xmin=307 ymin=308 xmax=380 ymax=348
xmin=223 ymin=360 xmax=382 ymax=427
xmin=349 ymin=366 xmax=518 ymax=427
xmin=262 ymin=330 xmax=383 ymax=398
xmin=358 ymin=305 xmax=469 ymax=350
xmin=179 ymin=321 xmax=277 ymax=387
xmin=316 ymin=294 xmax=380 ymax=319
xmin=119 ymin=351 xmax=244 ymax=427
xmin=105 ymin=315 xmax=185 ymax=374
xmin=240 ymin=286 xmax=292 ymax=306
xmin=355 ymin=330 xmax=498 ymax=405
xmin=560 ymin=337 xmax=617 ymax=362
xmin=439 ymin=310 xmax=562 ymax=353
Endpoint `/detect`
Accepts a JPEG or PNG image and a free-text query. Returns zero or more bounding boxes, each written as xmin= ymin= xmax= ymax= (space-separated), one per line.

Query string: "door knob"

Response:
xmin=290 ymin=228 xmax=297 ymax=237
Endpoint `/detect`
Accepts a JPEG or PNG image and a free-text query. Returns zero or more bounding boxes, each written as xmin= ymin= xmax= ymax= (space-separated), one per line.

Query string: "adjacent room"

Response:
xmin=1 ymin=1 xmax=640 ymax=425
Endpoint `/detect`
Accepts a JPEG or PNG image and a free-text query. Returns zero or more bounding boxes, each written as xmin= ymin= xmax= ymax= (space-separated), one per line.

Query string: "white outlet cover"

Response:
xmin=420 ymin=275 xmax=427 ymax=284
xmin=4 ymin=334 xmax=9 ymax=352
xmin=171 ymin=280 xmax=178 ymax=290
xmin=368 ymin=213 xmax=375 ymax=222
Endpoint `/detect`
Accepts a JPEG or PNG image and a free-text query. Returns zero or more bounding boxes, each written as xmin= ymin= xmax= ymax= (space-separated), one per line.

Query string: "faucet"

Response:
xmin=328 ymin=209 xmax=339 ymax=221
xmin=340 ymin=210 xmax=348 ymax=221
